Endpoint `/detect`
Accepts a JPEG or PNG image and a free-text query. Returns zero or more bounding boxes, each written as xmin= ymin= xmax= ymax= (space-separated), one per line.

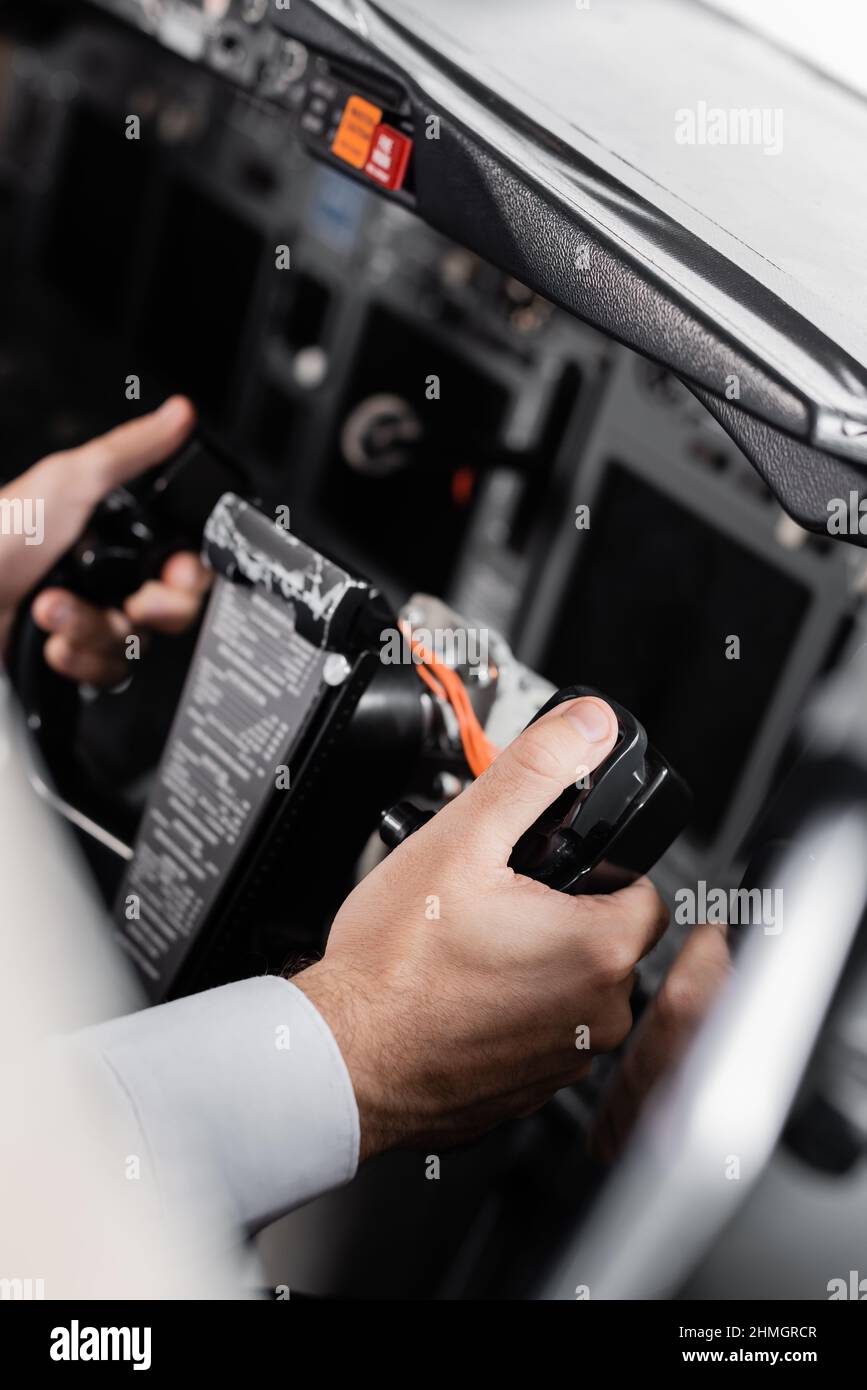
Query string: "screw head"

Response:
xmin=323 ymin=654 xmax=352 ymax=687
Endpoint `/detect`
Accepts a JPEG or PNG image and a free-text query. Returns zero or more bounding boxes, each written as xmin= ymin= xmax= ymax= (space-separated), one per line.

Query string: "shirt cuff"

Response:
xmin=75 ymin=975 xmax=360 ymax=1236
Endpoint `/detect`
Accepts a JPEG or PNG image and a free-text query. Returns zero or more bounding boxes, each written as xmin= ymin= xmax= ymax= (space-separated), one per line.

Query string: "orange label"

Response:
xmin=331 ymin=94 xmax=383 ymax=169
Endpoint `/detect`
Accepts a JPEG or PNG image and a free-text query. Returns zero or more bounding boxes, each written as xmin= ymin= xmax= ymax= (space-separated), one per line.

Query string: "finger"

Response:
xmin=442 ymin=697 xmax=619 ymax=867
xmin=43 ymin=634 xmax=130 ymax=688
xmin=0 ymin=398 xmax=196 ymax=608
xmin=125 ymin=579 xmax=207 ymax=634
xmin=51 ymin=395 xmax=196 ymax=501
xmin=124 ymin=552 xmax=211 ymax=632
xmin=160 ymin=551 xmax=212 ymax=595
xmin=590 ymin=923 xmax=731 ymax=1163
xmin=653 ymin=921 xmax=731 ymax=1039
xmin=593 ymin=875 xmax=671 ymax=965
xmin=32 ymin=589 xmax=133 ymax=650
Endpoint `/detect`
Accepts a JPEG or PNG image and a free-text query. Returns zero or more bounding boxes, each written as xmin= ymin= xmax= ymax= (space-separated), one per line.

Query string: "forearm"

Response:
xmin=69 ymin=975 xmax=361 ymax=1237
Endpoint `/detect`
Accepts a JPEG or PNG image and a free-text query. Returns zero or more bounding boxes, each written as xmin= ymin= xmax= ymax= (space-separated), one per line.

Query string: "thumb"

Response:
xmin=0 ymin=397 xmax=195 ymax=611
xmin=447 ymin=696 xmax=619 ymax=868
xmin=34 ymin=395 xmax=196 ymax=503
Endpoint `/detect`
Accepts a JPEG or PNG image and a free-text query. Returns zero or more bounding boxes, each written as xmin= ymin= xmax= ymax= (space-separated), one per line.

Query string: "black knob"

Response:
xmin=380 ymin=800 xmax=434 ymax=850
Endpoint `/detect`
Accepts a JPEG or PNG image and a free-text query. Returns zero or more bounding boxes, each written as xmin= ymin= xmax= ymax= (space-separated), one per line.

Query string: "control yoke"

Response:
xmin=8 ymin=440 xmax=690 ymax=999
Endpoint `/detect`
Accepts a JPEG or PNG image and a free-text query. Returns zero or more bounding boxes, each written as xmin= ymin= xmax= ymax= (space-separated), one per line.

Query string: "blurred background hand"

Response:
xmin=590 ymin=922 xmax=732 ymax=1164
xmin=0 ymin=396 xmax=211 ymax=682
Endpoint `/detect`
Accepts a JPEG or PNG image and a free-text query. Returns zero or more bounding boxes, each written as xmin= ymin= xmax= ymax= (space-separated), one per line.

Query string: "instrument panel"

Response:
xmin=0 ymin=4 xmax=864 ymax=897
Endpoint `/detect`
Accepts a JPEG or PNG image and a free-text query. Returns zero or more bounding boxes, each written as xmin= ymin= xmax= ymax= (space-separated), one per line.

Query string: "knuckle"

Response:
xmin=654 ymin=895 xmax=671 ymax=936
xmin=595 ymin=999 xmax=634 ymax=1052
xmin=630 ymin=878 xmax=669 ymax=926
xmin=507 ymin=727 xmax=564 ymax=787
xmin=648 ymin=884 xmax=670 ymax=931
xmin=43 ymin=634 xmax=70 ymax=673
xmin=594 ymin=932 xmax=639 ymax=983
xmin=603 ymin=879 xmax=669 ymax=948
xmin=655 ymin=970 xmax=703 ymax=1035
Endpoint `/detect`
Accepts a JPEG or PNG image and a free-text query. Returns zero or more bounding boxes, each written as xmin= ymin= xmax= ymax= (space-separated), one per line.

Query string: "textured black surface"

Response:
xmin=44 ymin=0 xmax=867 ymax=523
xmin=411 ymin=123 xmax=811 ymax=437
xmin=280 ymin=0 xmax=867 ymax=524
xmin=693 ymin=386 xmax=867 ymax=546
xmin=370 ymin=0 xmax=867 ymax=390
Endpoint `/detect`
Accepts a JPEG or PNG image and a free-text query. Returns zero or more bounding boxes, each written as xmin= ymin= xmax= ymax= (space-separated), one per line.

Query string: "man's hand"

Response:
xmin=295 ymin=696 xmax=669 ymax=1160
xmin=0 ymin=397 xmax=211 ymax=680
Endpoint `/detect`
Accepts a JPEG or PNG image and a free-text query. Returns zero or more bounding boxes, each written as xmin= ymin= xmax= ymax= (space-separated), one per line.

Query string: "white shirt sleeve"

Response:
xmin=70 ymin=975 xmax=361 ymax=1238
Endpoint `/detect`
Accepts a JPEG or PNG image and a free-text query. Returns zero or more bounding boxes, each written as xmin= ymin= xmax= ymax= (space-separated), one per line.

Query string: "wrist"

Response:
xmin=292 ymin=961 xmax=394 ymax=1163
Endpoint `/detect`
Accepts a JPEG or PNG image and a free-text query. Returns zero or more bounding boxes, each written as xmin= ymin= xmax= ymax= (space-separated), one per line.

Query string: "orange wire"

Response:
xmin=400 ymin=621 xmax=499 ymax=778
